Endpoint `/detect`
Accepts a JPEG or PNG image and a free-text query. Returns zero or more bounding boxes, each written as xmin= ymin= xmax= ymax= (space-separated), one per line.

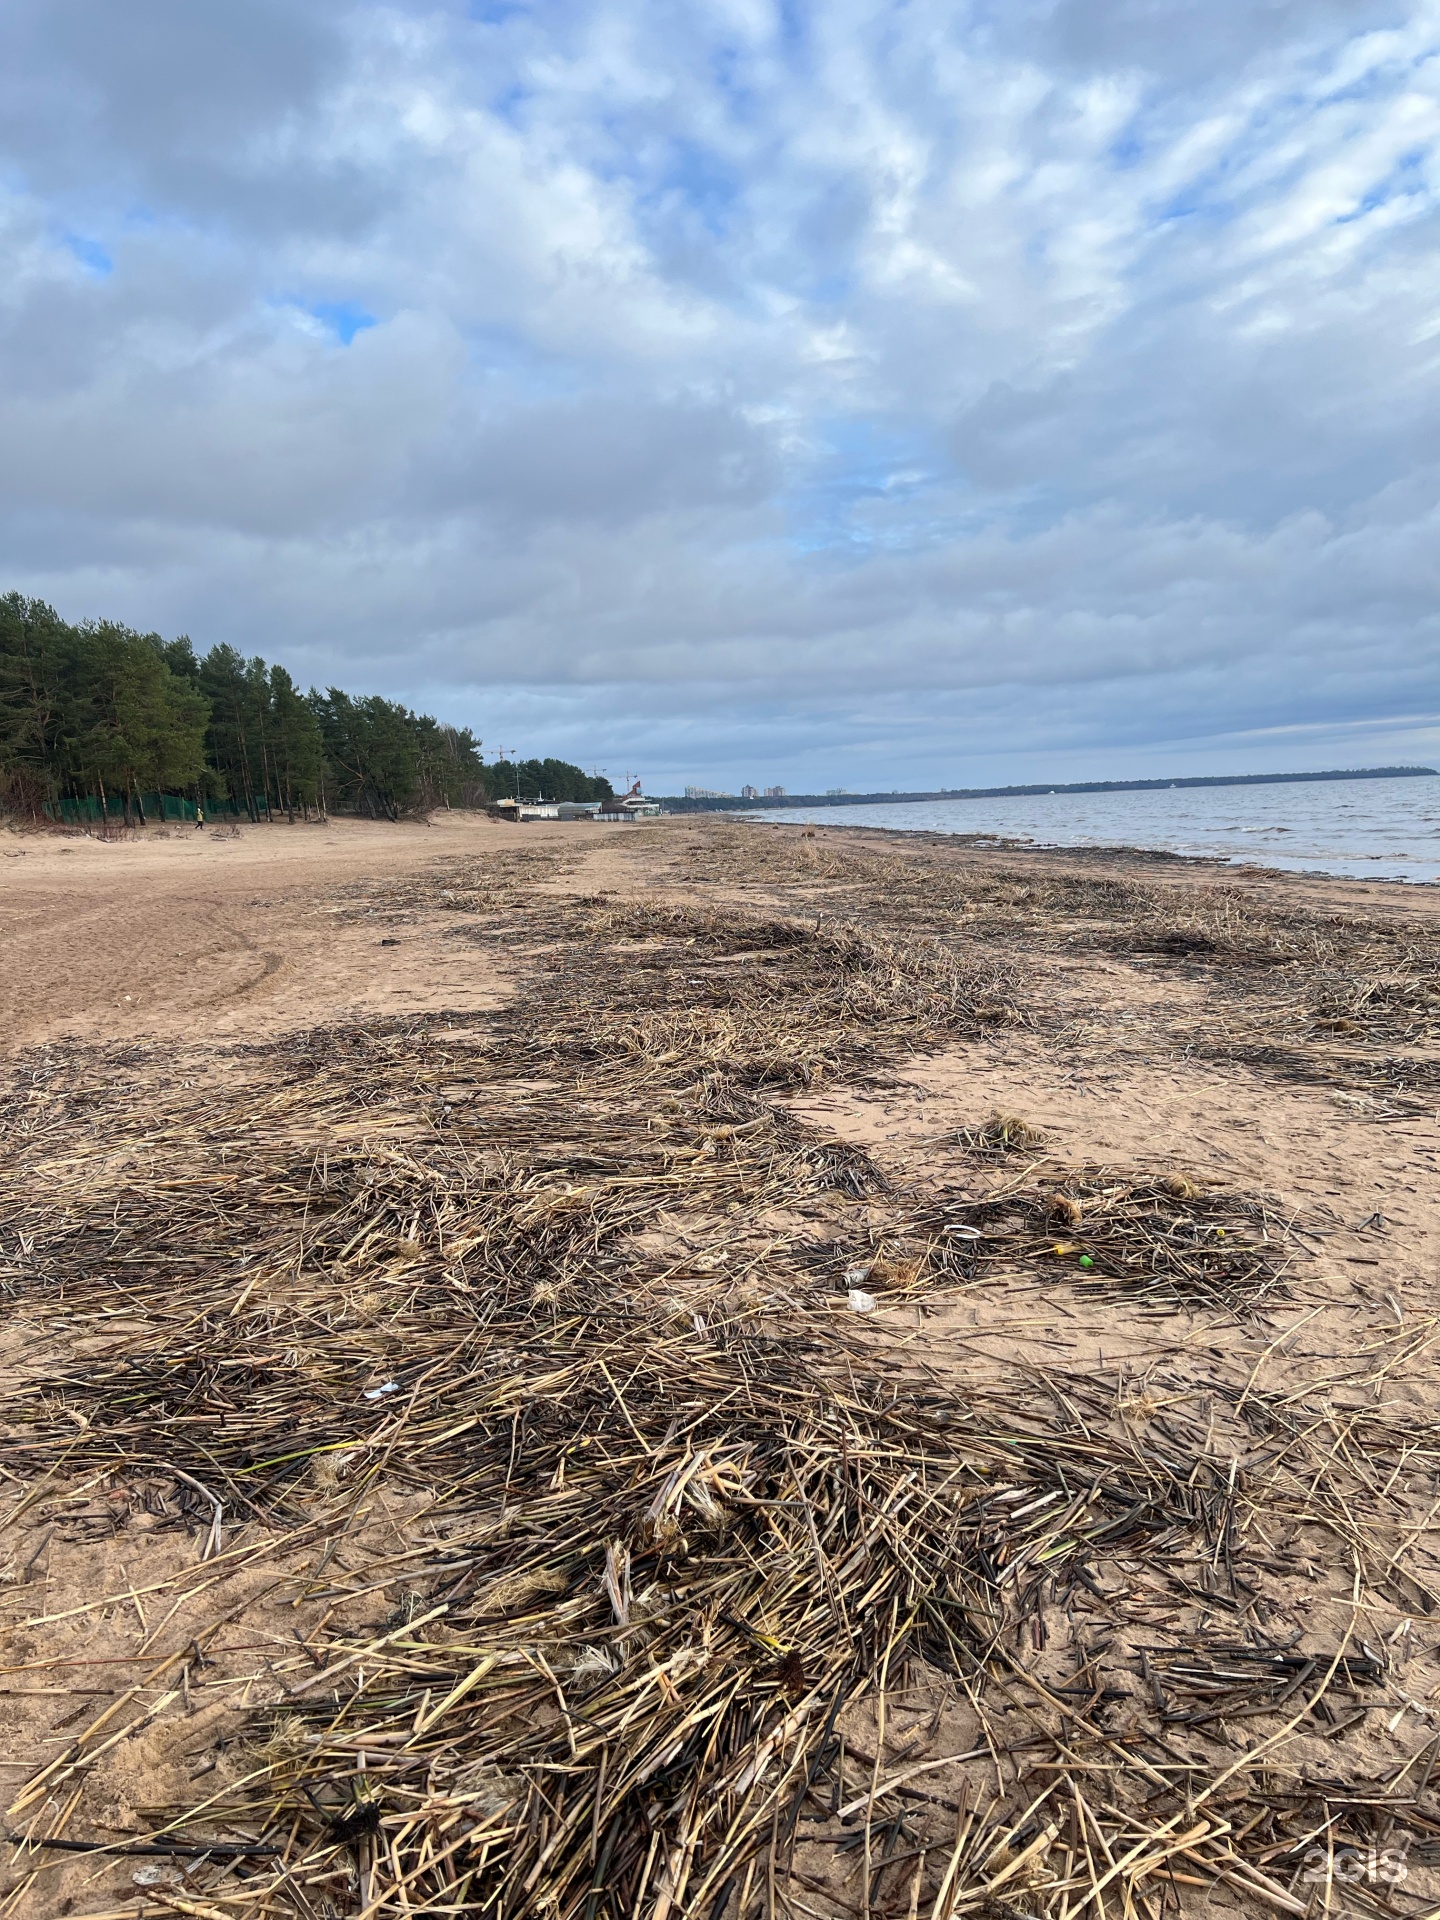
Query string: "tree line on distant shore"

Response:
xmin=0 ymin=593 xmax=612 ymax=823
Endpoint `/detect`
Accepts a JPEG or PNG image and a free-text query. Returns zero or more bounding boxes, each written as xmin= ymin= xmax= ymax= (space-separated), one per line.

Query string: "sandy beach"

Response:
xmin=3 ymin=811 xmax=1440 ymax=1918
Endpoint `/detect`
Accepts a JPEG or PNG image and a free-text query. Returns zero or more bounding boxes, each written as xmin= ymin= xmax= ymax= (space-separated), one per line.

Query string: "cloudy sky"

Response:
xmin=3 ymin=0 xmax=1439 ymax=792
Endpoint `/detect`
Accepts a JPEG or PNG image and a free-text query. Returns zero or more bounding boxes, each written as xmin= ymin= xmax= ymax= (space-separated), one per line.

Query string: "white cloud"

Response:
xmin=1 ymin=0 xmax=1439 ymax=788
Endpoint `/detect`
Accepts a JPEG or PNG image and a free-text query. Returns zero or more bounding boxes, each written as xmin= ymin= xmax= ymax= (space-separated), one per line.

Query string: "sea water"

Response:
xmin=745 ymin=774 xmax=1440 ymax=883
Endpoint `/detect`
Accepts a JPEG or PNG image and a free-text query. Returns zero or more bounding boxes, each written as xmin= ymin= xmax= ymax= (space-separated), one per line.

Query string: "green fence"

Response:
xmin=46 ymin=793 xmax=269 ymax=825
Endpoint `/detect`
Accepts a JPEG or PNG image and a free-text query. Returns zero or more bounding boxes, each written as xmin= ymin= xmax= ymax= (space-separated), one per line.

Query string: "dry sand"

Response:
xmin=0 ymin=812 xmax=566 ymax=1049
xmin=3 ymin=811 xmax=1440 ymax=1918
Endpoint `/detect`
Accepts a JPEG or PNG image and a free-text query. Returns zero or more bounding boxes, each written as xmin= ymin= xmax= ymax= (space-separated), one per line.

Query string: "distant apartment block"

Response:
xmin=741 ymin=785 xmax=759 ymax=799
xmin=764 ymin=785 xmax=786 ymax=798
xmin=684 ymin=785 xmax=733 ymax=799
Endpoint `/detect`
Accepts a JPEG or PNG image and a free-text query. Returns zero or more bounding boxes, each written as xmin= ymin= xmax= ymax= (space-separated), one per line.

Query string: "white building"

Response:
xmin=599 ymin=782 xmax=662 ymax=819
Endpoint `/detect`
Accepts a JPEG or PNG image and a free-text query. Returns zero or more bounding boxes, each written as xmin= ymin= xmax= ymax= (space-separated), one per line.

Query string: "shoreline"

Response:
xmin=747 ymin=811 xmax=1440 ymax=890
xmin=728 ymin=779 xmax=1440 ymax=887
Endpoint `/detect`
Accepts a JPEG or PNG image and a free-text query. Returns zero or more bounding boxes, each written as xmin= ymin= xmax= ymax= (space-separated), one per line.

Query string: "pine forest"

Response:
xmin=0 ymin=592 xmax=612 ymax=824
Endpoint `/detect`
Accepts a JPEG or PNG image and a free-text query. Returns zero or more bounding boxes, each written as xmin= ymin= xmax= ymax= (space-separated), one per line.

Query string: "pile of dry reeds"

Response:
xmin=671 ymin=821 xmax=1440 ymax=1115
xmin=491 ymin=901 xmax=1023 ymax=1092
xmin=339 ymin=841 xmax=591 ymax=920
xmin=925 ymin=1170 xmax=1293 ymax=1313
xmin=2 ymin=833 xmax=1439 ymax=1918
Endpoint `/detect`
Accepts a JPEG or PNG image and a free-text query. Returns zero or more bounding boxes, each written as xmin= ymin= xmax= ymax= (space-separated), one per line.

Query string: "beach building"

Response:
xmin=598 ymin=782 xmax=661 ymax=820
xmin=491 ymin=797 xmax=599 ymax=822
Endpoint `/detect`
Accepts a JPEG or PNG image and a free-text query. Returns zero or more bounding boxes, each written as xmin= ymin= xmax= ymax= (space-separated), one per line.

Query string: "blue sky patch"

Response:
xmin=1337 ymin=147 xmax=1431 ymax=223
xmin=1109 ymin=129 xmax=1146 ymax=169
xmin=306 ymin=300 xmax=378 ymax=344
xmin=648 ymin=139 xmax=742 ymax=236
xmin=64 ymin=233 xmax=112 ymax=276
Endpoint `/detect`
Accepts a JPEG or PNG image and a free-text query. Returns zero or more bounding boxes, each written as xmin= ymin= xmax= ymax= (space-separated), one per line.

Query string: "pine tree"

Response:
xmin=72 ymin=623 xmax=208 ymax=821
xmin=269 ymin=665 xmax=326 ymax=819
xmin=1 ymin=590 xmax=606 ymax=825
xmin=198 ymin=645 xmax=265 ymax=819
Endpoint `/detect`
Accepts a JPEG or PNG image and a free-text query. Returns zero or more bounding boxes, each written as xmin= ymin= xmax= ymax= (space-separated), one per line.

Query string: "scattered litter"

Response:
xmin=132 ymin=1864 xmax=184 ymax=1888
xmin=846 ymin=1287 xmax=877 ymax=1313
xmin=944 ymin=1173 xmax=1290 ymax=1310
xmin=363 ymin=1381 xmax=401 ymax=1400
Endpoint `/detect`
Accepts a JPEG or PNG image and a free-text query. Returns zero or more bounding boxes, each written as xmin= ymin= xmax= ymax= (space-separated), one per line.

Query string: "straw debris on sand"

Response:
xmin=678 ymin=820 xmax=1440 ymax=1108
xmin=3 ymin=817 xmax=1440 ymax=1918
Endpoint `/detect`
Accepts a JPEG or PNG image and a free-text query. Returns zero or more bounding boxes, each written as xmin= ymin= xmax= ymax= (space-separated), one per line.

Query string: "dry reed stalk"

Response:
xmin=1 ymin=823 xmax=1438 ymax=1917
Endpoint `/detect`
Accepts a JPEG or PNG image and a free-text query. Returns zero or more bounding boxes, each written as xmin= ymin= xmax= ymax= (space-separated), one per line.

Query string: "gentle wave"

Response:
xmin=745 ymin=775 xmax=1440 ymax=883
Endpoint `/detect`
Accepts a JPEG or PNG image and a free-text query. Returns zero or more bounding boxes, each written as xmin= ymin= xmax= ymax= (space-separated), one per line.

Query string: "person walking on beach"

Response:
xmin=195 ymin=805 xmax=205 ymax=830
